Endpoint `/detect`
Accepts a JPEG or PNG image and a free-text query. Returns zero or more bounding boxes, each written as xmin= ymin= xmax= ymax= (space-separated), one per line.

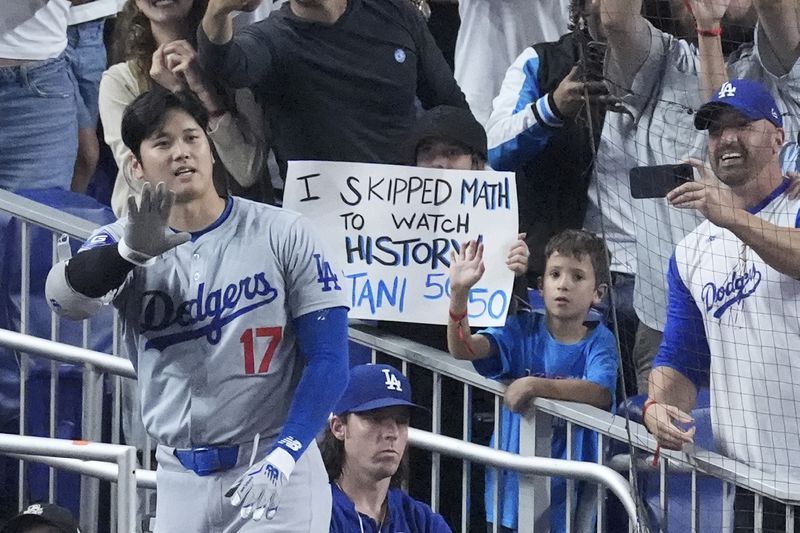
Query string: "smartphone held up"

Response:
xmin=629 ymin=164 xmax=694 ymax=199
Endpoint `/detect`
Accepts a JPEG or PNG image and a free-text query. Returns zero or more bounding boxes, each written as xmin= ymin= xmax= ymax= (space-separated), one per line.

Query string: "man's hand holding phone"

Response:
xmin=666 ymin=158 xmax=741 ymax=228
xmin=629 ymin=163 xmax=695 ymax=199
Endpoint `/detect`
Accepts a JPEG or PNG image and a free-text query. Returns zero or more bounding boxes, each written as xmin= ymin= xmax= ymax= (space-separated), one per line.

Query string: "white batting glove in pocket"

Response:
xmin=226 ymin=447 xmax=295 ymax=521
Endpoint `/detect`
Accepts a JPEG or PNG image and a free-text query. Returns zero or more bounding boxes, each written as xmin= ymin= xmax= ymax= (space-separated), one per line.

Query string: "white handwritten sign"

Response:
xmin=284 ymin=161 xmax=518 ymax=326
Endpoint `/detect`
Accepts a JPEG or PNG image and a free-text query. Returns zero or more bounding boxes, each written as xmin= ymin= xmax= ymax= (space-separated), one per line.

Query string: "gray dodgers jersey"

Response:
xmin=84 ymin=197 xmax=348 ymax=448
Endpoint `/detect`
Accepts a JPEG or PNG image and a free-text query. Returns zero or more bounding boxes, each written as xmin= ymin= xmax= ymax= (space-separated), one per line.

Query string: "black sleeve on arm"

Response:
xmin=66 ymin=245 xmax=136 ymax=298
xmin=196 ymin=23 xmax=275 ymax=89
xmin=413 ymin=11 xmax=469 ymax=109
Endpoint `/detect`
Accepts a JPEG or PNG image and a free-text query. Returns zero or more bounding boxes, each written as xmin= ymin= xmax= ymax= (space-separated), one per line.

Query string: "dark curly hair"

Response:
xmin=111 ymin=0 xmax=208 ymax=90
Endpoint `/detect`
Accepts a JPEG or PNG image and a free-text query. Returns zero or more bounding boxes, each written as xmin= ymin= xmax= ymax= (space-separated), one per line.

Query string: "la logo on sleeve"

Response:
xmin=382 ymin=368 xmax=403 ymax=391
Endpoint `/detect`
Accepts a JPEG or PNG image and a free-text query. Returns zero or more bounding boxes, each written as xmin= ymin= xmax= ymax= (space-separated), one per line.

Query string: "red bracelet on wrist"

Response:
xmin=697 ymin=26 xmax=722 ymax=37
xmin=449 ymin=308 xmax=476 ymax=357
xmin=642 ymin=398 xmax=662 ymax=466
xmin=449 ymin=309 xmax=467 ymax=323
xmin=642 ymin=398 xmax=658 ymax=423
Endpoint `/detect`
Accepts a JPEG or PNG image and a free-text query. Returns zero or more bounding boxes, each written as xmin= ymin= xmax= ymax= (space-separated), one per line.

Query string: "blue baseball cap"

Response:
xmin=695 ymin=79 xmax=783 ymax=130
xmin=333 ymin=364 xmax=426 ymax=416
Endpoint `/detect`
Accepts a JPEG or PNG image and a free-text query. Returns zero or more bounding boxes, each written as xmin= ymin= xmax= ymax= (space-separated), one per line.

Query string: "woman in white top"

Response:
xmin=100 ymin=0 xmax=267 ymax=216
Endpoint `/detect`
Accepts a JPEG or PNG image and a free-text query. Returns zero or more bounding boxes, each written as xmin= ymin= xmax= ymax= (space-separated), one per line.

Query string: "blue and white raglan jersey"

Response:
xmin=79 ymin=197 xmax=348 ymax=448
xmin=655 ymin=179 xmax=800 ymax=487
xmin=485 ymin=46 xmax=565 ymax=172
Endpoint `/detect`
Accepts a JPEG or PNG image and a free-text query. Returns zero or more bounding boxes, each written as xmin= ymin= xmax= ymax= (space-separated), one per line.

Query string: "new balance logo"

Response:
xmin=382 ymin=368 xmax=403 ymax=391
xmin=278 ymin=436 xmax=302 ymax=452
xmin=718 ymin=82 xmax=736 ymax=98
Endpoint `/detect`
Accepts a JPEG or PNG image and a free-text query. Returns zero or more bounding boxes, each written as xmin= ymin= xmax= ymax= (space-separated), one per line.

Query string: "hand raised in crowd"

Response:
xmin=151 ymin=43 xmax=186 ymax=93
xmin=667 ymin=158 xmax=741 ymax=228
xmin=207 ymin=0 xmax=263 ymax=16
xmin=450 ymin=240 xmax=485 ymax=293
xmin=506 ymin=233 xmax=529 ymax=277
xmin=161 ymin=40 xmax=205 ymax=95
xmin=152 ymin=41 xmax=226 ymax=116
xmin=552 ymin=65 xmax=610 ymax=119
xmin=684 ymin=0 xmax=732 ymax=29
xmin=643 ymin=401 xmax=696 ymax=451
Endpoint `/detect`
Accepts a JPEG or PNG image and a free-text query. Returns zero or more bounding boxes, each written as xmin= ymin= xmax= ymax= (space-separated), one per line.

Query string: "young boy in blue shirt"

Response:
xmin=446 ymin=229 xmax=619 ymax=532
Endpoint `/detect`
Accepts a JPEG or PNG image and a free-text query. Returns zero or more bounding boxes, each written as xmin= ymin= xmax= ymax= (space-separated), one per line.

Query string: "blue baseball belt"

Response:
xmin=173 ymin=445 xmax=240 ymax=476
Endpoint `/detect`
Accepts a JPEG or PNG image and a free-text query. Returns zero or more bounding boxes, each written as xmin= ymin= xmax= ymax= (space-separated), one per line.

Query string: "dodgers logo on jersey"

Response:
xmin=702 ymin=263 xmax=762 ymax=319
xmin=314 ymin=254 xmax=341 ymax=292
xmin=140 ymin=272 xmax=279 ymax=350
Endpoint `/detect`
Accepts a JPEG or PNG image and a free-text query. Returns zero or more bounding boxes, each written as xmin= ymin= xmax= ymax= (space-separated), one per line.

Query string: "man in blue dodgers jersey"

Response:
xmin=44 ymin=88 xmax=350 ymax=533
xmin=645 ymin=79 xmax=800 ymax=530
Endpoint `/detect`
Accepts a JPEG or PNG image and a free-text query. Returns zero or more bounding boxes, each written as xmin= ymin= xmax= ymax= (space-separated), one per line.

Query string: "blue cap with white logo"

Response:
xmin=333 ymin=364 xmax=427 ymax=416
xmin=695 ymin=79 xmax=783 ymax=130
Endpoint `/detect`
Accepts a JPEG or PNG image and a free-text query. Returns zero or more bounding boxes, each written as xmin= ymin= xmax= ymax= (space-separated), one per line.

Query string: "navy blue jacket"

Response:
xmin=330 ymin=483 xmax=452 ymax=533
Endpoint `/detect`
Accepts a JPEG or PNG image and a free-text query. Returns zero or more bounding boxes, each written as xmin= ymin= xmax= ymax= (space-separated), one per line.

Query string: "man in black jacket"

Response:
xmin=198 ymin=0 xmax=471 ymax=178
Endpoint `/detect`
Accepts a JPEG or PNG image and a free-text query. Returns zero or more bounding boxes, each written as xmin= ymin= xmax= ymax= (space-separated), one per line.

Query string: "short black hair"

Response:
xmin=544 ymin=229 xmax=611 ymax=286
xmin=121 ymin=87 xmax=209 ymax=160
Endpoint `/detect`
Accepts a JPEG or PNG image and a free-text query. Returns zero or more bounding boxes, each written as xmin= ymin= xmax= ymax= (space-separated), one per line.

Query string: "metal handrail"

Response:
xmin=7 ymin=452 xmax=157 ymax=490
xmin=408 ymin=428 xmax=638 ymax=523
xmin=0 ymin=189 xmax=97 ymax=240
xmin=0 ymin=435 xmax=137 ymax=532
xmin=349 ymin=323 xmax=800 ymax=504
xmin=0 ymin=328 xmax=640 ymax=522
xmin=0 ymin=327 xmax=136 ymax=379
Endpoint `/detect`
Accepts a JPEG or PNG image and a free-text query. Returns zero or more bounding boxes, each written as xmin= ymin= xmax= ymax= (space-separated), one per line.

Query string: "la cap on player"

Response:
xmin=406 ymin=105 xmax=487 ymax=164
xmin=1 ymin=503 xmax=80 ymax=533
xmin=695 ymin=78 xmax=783 ymax=130
xmin=333 ymin=364 xmax=427 ymax=416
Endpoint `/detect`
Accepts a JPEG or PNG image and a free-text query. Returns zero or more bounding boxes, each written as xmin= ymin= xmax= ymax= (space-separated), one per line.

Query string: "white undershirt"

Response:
xmin=0 ymin=0 xmax=71 ymax=60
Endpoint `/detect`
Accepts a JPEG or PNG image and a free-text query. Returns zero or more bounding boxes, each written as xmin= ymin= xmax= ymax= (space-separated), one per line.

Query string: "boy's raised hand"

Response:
xmin=506 ymin=233 xmax=529 ymax=276
xmin=450 ymin=240 xmax=485 ymax=293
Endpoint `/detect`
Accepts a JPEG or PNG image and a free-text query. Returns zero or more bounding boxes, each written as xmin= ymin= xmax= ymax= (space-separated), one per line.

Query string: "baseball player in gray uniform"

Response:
xmin=45 ymin=88 xmax=350 ymax=533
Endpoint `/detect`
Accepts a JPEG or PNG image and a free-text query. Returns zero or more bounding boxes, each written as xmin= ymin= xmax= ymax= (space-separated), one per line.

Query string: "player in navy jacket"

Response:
xmin=321 ymin=364 xmax=452 ymax=533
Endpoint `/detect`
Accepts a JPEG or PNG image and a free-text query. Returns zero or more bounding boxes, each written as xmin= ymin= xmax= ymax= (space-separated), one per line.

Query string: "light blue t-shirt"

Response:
xmin=476 ymin=311 xmax=619 ymax=531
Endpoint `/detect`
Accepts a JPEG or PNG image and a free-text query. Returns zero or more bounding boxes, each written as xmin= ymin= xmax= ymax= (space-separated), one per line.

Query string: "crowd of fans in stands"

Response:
xmin=2 ymin=0 xmax=800 ymax=531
